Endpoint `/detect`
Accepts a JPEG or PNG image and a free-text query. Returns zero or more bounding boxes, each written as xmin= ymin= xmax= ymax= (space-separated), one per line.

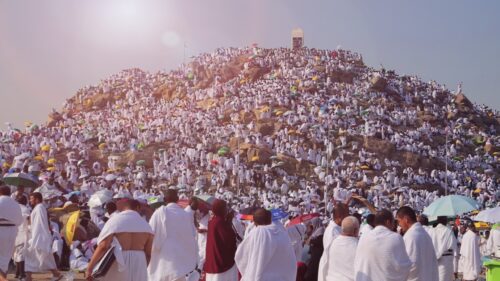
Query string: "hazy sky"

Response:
xmin=1 ymin=0 xmax=499 ymax=128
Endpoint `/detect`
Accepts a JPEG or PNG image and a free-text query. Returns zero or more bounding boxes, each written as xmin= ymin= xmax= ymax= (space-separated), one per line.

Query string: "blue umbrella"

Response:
xmin=423 ymin=195 xmax=480 ymax=217
xmin=271 ymin=208 xmax=288 ymax=221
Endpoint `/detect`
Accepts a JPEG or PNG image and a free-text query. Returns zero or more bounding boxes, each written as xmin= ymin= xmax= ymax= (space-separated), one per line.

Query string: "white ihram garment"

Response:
xmin=459 ymin=230 xmax=481 ymax=281
xmin=430 ymin=224 xmax=458 ymax=281
xmin=148 ymin=203 xmax=198 ymax=281
xmin=0 ymin=195 xmax=22 ymax=273
xmin=403 ymin=223 xmax=439 ymax=281
xmin=205 ymin=264 xmax=238 ymax=281
xmin=353 ymin=225 xmax=411 ymax=281
xmin=96 ymin=209 xmax=154 ymax=281
xmin=235 ymin=224 xmax=297 ymax=281
xmin=319 ymin=235 xmax=358 ymax=281
xmin=25 ymin=204 xmax=57 ymax=273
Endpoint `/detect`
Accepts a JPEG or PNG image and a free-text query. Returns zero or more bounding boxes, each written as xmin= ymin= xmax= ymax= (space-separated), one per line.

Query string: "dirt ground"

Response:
xmin=7 ymin=272 xmax=85 ymax=281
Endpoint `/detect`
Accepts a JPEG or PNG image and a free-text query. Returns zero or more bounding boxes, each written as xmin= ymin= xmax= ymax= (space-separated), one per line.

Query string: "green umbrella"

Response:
xmin=136 ymin=160 xmax=146 ymax=166
xmin=423 ymin=195 xmax=479 ymax=218
xmin=218 ymin=147 xmax=229 ymax=156
xmin=2 ymin=173 xmax=39 ymax=188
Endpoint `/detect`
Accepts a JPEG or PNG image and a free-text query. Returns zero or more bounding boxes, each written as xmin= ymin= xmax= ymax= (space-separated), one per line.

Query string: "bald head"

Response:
xmin=341 ymin=216 xmax=360 ymax=237
xmin=333 ymin=203 xmax=349 ymax=224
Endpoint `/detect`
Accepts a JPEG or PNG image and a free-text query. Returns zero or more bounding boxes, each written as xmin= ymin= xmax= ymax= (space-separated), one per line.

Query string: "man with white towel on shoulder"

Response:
xmin=148 ymin=189 xmax=198 ymax=281
xmin=354 ymin=209 xmax=412 ymax=281
xmin=459 ymin=222 xmax=481 ymax=281
xmin=25 ymin=192 xmax=62 ymax=281
xmin=0 ymin=186 xmax=23 ymax=281
xmin=318 ymin=216 xmax=360 ymax=281
xmin=86 ymin=198 xmax=154 ymax=281
xmin=235 ymin=208 xmax=297 ymax=281
xmin=430 ymin=216 xmax=458 ymax=281
xmin=396 ymin=206 xmax=438 ymax=281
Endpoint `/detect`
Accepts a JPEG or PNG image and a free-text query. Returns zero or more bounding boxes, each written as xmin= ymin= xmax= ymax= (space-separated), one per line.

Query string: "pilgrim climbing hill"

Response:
xmin=45 ymin=47 xmax=499 ymax=195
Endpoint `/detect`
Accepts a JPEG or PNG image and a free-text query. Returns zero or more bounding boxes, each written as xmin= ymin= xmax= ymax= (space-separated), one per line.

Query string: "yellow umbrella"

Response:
xmin=64 ymin=211 xmax=80 ymax=246
xmin=251 ymin=156 xmax=260 ymax=162
xmin=98 ymin=143 xmax=106 ymax=150
xmin=34 ymin=155 xmax=43 ymax=161
xmin=41 ymin=145 xmax=50 ymax=152
xmin=46 ymin=167 xmax=55 ymax=172
xmin=2 ymin=162 xmax=10 ymax=168
xmin=47 ymin=158 xmax=57 ymax=165
xmin=474 ymin=221 xmax=490 ymax=231
xmin=473 ymin=188 xmax=481 ymax=194
xmin=275 ymin=111 xmax=283 ymax=116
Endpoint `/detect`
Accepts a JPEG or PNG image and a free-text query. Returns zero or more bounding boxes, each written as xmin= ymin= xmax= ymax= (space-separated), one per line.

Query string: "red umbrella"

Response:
xmin=288 ymin=213 xmax=320 ymax=226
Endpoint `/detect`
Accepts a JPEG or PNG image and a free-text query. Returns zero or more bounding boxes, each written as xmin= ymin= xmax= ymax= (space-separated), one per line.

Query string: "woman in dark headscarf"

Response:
xmin=204 ymin=199 xmax=238 ymax=281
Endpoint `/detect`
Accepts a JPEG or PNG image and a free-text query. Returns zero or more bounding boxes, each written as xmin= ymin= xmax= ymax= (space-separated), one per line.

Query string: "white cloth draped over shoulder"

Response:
xmin=459 ymin=230 xmax=481 ymax=281
xmin=354 ymin=225 xmax=411 ymax=281
xmin=319 ymin=235 xmax=358 ymax=281
xmin=235 ymin=224 xmax=297 ymax=281
xmin=318 ymin=221 xmax=342 ymax=280
xmin=25 ymin=203 xmax=57 ymax=273
xmin=0 ymin=195 xmax=23 ymax=225
xmin=486 ymin=228 xmax=500 ymax=257
xmin=322 ymin=221 xmax=341 ymax=251
xmin=13 ymin=204 xmax=31 ymax=263
xmin=430 ymin=224 xmax=458 ymax=281
xmin=96 ymin=209 xmax=154 ymax=281
xmin=403 ymin=223 xmax=439 ymax=281
xmin=0 ymin=195 xmax=23 ymax=273
xmin=148 ymin=203 xmax=198 ymax=281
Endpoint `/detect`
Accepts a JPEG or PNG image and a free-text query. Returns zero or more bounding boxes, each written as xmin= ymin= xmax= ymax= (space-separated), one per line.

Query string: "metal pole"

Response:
xmin=237 ymin=135 xmax=240 ymax=196
xmin=445 ymin=129 xmax=448 ymax=196
xmin=236 ymin=123 xmax=240 ymax=196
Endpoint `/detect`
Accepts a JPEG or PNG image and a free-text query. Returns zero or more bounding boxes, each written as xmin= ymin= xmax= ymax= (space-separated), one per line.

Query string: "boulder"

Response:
xmin=255 ymin=120 xmax=275 ymax=136
xmin=370 ymin=76 xmax=387 ymax=92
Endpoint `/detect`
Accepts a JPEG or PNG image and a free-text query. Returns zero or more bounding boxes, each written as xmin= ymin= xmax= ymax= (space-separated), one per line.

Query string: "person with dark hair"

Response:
xmin=25 ymin=192 xmax=62 ymax=281
xmin=104 ymin=201 xmax=117 ymax=222
xmin=148 ymin=189 xmax=198 ymax=280
xmin=318 ymin=203 xmax=350 ymax=277
xmin=417 ymin=214 xmax=433 ymax=236
xmin=459 ymin=222 xmax=481 ymax=281
xmin=235 ymin=207 xmax=296 ymax=281
xmin=86 ymin=195 xmax=154 ymax=281
xmin=359 ymin=214 xmax=375 ymax=237
xmin=354 ymin=209 xmax=411 ymax=281
xmin=204 ymin=199 xmax=238 ymax=280
xmin=0 ymin=185 xmax=23 ymax=281
xmin=396 ymin=206 xmax=438 ymax=281
xmin=253 ymin=208 xmax=272 ymax=226
xmin=323 ymin=203 xmax=349 ymax=250
xmin=428 ymin=216 xmax=458 ymax=281
xmin=318 ymin=216 xmax=360 ymax=281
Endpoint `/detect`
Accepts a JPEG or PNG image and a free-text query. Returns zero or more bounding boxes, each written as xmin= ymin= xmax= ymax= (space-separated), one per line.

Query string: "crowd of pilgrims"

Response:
xmin=0 ymin=46 xmax=498 ymax=280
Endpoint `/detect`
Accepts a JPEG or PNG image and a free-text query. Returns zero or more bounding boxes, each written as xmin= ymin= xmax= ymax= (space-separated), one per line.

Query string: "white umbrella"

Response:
xmin=88 ymin=190 xmax=113 ymax=208
xmin=473 ymin=207 xmax=500 ymax=224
